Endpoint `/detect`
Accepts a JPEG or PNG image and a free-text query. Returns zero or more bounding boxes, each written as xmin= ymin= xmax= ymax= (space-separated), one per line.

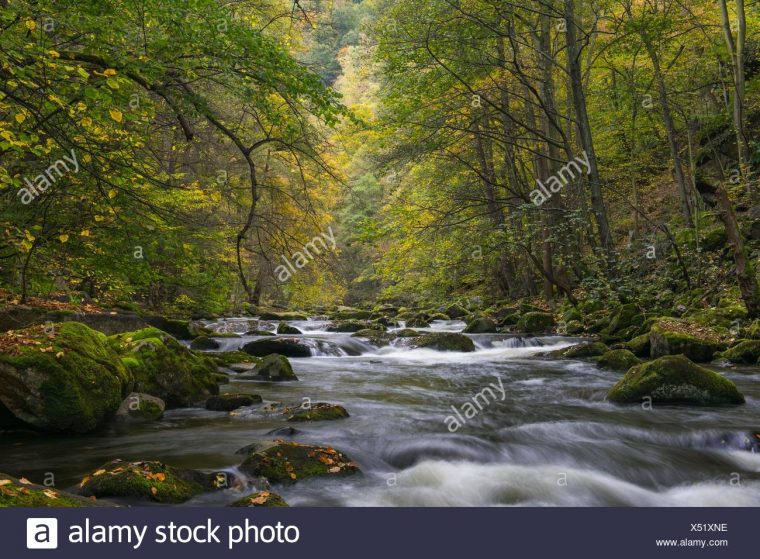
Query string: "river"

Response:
xmin=1 ymin=318 xmax=759 ymax=506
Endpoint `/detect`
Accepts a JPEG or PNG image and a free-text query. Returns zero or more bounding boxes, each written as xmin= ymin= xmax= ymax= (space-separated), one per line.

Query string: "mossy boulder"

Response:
xmin=78 ymin=459 xmax=214 ymax=503
xmin=406 ymin=315 xmax=430 ymax=328
xmin=245 ymin=329 xmax=276 ymax=336
xmin=394 ymin=328 xmax=421 ymax=337
xmin=206 ymin=393 xmax=262 ymax=411
xmin=463 ymin=317 xmax=497 ymax=333
xmin=499 ymin=312 xmax=522 ymax=326
xmin=286 ymin=403 xmax=349 ymax=422
xmin=596 ymin=349 xmax=641 ymax=372
xmin=190 ymin=336 xmax=221 ymax=350
xmin=0 ymin=473 xmax=105 ymax=507
xmin=238 ymin=441 xmax=360 ymax=485
xmin=331 ymin=307 xmax=372 ymax=320
xmin=607 ymin=355 xmax=744 ymax=405
xmin=242 ymin=338 xmax=311 ymax=358
xmin=515 ymin=312 xmax=555 ymax=334
xmin=351 ymin=329 xmax=393 ymax=347
xmin=413 ymin=332 xmax=475 ymax=352
xmin=256 ymin=310 xmax=308 ymax=321
xmin=115 ymin=392 xmax=165 ymax=421
xmin=109 ymin=328 xmax=219 ymax=407
xmin=604 ymin=304 xmax=642 ymax=335
xmin=326 ymin=320 xmax=374 ymax=333
xmin=0 ymin=322 xmax=128 ymax=433
xmin=549 ymin=341 xmax=609 ymax=358
xmin=624 ymin=333 xmax=651 ymax=357
xmin=562 ymin=308 xmax=583 ymax=324
xmin=564 ymin=320 xmax=584 ymax=335
xmin=229 ymin=491 xmax=288 ymax=507
xmin=649 ymin=320 xmax=725 ymax=362
xmin=444 ymin=303 xmax=468 ymax=319
xmin=276 ymin=323 xmax=302 ymax=335
xmin=717 ymin=340 xmax=760 ymax=364
xmin=238 ymin=354 xmax=298 ymax=381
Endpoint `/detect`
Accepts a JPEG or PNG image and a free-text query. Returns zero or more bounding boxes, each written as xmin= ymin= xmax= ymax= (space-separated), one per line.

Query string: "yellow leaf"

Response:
xmin=81 ymin=117 xmax=92 ymax=127
xmin=93 ymin=469 xmax=106 ymax=476
xmin=58 ymin=234 xmax=69 ymax=243
xmin=0 ymin=479 xmax=12 ymax=486
xmin=15 ymin=113 xmax=26 ymax=124
xmin=82 ymin=153 xmax=92 ymax=162
xmin=55 ymin=351 xmax=65 ymax=358
xmin=80 ymin=229 xmax=90 ymax=237
xmin=108 ymin=190 xmax=117 ymax=199
xmin=150 ymin=486 xmax=158 ymax=496
xmin=79 ymin=475 xmax=91 ymax=488
xmin=19 ymin=477 xmax=31 ymax=485
xmin=47 ymin=50 xmax=60 ymax=59
xmin=25 ymin=19 xmax=36 ymax=30
xmin=42 ymin=489 xmax=58 ymax=499
xmin=94 ymin=215 xmax=104 ymax=222
xmin=103 ymin=69 xmax=117 ymax=77
xmin=24 ymin=230 xmax=35 ymax=242
xmin=109 ymin=108 xmax=123 ymax=123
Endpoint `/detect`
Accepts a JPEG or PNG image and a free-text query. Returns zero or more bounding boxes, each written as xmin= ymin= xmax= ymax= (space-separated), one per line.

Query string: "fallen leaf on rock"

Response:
xmin=19 ymin=477 xmax=31 ymax=484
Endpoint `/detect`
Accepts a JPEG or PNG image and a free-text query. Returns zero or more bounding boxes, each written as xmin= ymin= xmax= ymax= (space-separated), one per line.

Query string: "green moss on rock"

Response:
xmin=515 ymin=312 xmax=555 ymax=334
xmin=229 ymin=490 xmax=288 ymax=507
xmin=0 ymin=322 xmax=128 ymax=433
xmin=717 ymin=340 xmax=760 ymax=364
xmin=607 ymin=355 xmax=745 ymax=406
xmin=205 ymin=351 xmax=262 ymax=367
xmin=624 ymin=333 xmax=651 ymax=357
xmin=206 ymin=393 xmax=262 ymax=411
xmin=413 ymin=332 xmax=475 ymax=352
xmin=238 ymin=441 xmax=360 ymax=484
xmin=286 ymin=402 xmax=349 ymax=422
xmin=549 ymin=341 xmax=609 ymax=358
xmin=0 ymin=473 xmax=96 ymax=507
xmin=238 ymin=354 xmax=297 ymax=381
xmin=649 ymin=320 xmax=725 ymax=362
xmin=596 ymin=349 xmax=641 ymax=372
xmin=463 ymin=317 xmax=497 ymax=333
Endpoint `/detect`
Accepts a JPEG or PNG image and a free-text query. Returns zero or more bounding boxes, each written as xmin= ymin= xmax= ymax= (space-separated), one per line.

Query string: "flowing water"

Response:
xmin=2 ymin=319 xmax=760 ymax=506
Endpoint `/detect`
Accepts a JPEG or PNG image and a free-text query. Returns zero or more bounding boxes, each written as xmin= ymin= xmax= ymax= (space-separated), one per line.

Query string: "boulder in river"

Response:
xmin=110 ymin=327 xmax=220 ymax=407
xmin=463 ymin=317 xmax=497 ymax=333
xmin=406 ymin=315 xmax=430 ymax=328
xmin=413 ymin=332 xmax=475 ymax=352
xmin=255 ymin=310 xmax=308 ymax=321
xmin=285 ymin=402 xmax=349 ymax=422
xmin=78 ymin=459 xmax=224 ymax=503
xmin=276 ymin=323 xmax=302 ymax=335
xmin=717 ymin=340 xmax=760 ymax=364
xmin=230 ymin=490 xmax=288 ymax=507
xmin=444 ymin=303 xmax=468 ymax=319
xmin=242 ymin=337 xmax=312 ymax=358
xmin=623 ymin=333 xmax=651 ymax=357
xmin=394 ymin=328 xmax=421 ymax=337
xmin=115 ymin=392 xmax=165 ymax=422
xmin=0 ymin=472 xmax=110 ymax=507
xmin=515 ymin=311 xmax=555 ymax=334
xmin=190 ymin=336 xmax=221 ymax=350
xmin=548 ymin=341 xmax=608 ymax=358
xmin=204 ymin=351 xmax=261 ymax=368
xmin=0 ymin=322 xmax=128 ymax=434
xmin=326 ymin=320 xmax=375 ymax=333
xmin=607 ymin=355 xmax=745 ymax=406
xmin=238 ymin=354 xmax=298 ymax=381
xmin=206 ymin=393 xmax=262 ymax=411
xmin=596 ymin=349 xmax=641 ymax=372
xmin=649 ymin=319 xmax=725 ymax=362
xmin=238 ymin=441 xmax=360 ymax=484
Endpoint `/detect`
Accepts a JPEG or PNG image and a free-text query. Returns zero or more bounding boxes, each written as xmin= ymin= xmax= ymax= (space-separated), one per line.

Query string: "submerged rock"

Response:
xmin=230 ymin=490 xmax=288 ymax=507
xmin=596 ymin=349 xmax=641 ymax=372
xmin=238 ymin=441 xmax=360 ymax=484
xmin=0 ymin=472 xmax=109 ymax=507
xmin=205 ymin=393 xmax=262 ymax=411
xmin=607 ymin=355 xmax=745 ymax=406
xmin=115 ymin=392 xmax=165 ymax=422
xmin=0 ymin=322 xmax=128 ymax=434
xmin=649 ymin=320 xmax=725 ymax=362
xmin=242 ymin=338 xmax=311 ymax=358
xmin=78 ymin=459 xmax=221 ymax=503
xmin=326 ymin=320 xmax=375 ymax=333
xmin=515 ymin=312 xmax=555 ymax=334
xmin=463 ymin=317 xmax=497 ymax=333
xmin=549 ymin=341 xmax=608 ymax=358
xmin=285 ymin=403 xmax=349 ymax=422
xmin=237 ymin=354 xmax=298 ymax=381
xmin=276 ymin=323 xmax=302 ymax=335
xmin=413 ymin=332 xmax=475 ymax=352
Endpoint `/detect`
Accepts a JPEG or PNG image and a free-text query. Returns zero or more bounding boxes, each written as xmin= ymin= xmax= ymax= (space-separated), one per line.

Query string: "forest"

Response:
xmin=1 ymin=0 xmax=760 ymax=508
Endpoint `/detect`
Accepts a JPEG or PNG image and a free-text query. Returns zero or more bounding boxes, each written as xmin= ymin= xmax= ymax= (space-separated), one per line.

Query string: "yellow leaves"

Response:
xmin=147 ymin=472 xmax=166 ymax=482
xmin=15 ymin=113 xmax=25 ymax=124
xmin=150 ymin=486 xmax=158 ymax=497
xmin=77 ymin=67 xmax=90 ymax=79
xmin=80 ymin=229 xmax=91 ymax=237
xmin=58 ymin=234 xmax=69 ymax=243
xmin=24 ymin=230 xmax=35 ymax=242
xmin=19 ymin=477 xmax=31 ymax=485
xmin=55 ymin=351 xmax=65 ymax=358
xmin=103 ymin=69 xmax=118 ymax=77
xmin=249 ymin=491 xmax=270 ymax=505
xmin=47 ymin=50 xmax=60 ymax=59
xmin=79 ymin=475 xmax=91 ymax=488
xmin=0 ymin=479 xmax=12 ymax=486
xmin=93 ymin=469 xmax=106 ymax=477
xmin=81 ymin=117 xmax=93 ymax=127
xmin=108 ymin=189 xmax=117 ymax=199
xmin=42 ymin=489 xmax=58 ymax=499
xmin=24 ymin=19 xmax=36 ymax=31
xmin=109 ymin=108 xmax=123 ymax=123
xmin=94 ymin=215 xmax=104 ymax=222
xmin=82 ymin=153 xmax=92 ymax=163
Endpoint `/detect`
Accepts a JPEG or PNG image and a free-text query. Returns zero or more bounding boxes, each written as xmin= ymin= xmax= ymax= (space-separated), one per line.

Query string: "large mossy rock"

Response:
xmin=649 ymin=320 xmax=725 ymax=362
xmin=515 ymin=312 xmax=555 ymax=334
xmin=238 ymin=354 xmax=297 ymax=381
xmin=413 ymin=332 xmax=475 ymax=352
xmin=326 ymin=320 xmax=374 ymax=333
xmin=286 ymin=402 xmax=349 ymax=422
xmin=238 ymin=441 xmax=360 ymax=484
xmin=242 ymin=337 xmax=312 ymax=358
xmin=276 ymin=323 xmax=302 ymax=335
xmin=603 ymin=304 xmax=642 ymax=336
xmin=717 ymin=340 xmax=760 ymax=364
xmin=0 ymin=322 xmax=128 ymax=434
xmin=463 ymin=317 xmax=497 ymax=333
xmin=230 ymin=490 xmax=289 ymax=507
xmin=596 ymin=349 xmax=641 ymax=372
xmin=331 ymin=307 xmax=372 ymax=320
xmin=624 ymin=333 xmax=651 ymax=357
xmin=607 ymin=355 xmax=745 ymax=406
xmin=110 ymin=328 xmax=219 ymax=407
xmin=444 ymin=303 xmax=468 ymax=319
xmin=256 ymin=310 xmax=308 ymax=321
xmin=142 ymin=316 xmax=209 ymax=340
xmin=78 ymin=459 xmax=216 ymax=503
xmin=0 ymin=473 xmax=107 ymax=507
xmin=549 ymin=341 xmax=609 ymax=359
xmin=190 ymin=336 xmax=221 ymax=350
xmin=205 ymin=351 xmax=261 ymax=368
